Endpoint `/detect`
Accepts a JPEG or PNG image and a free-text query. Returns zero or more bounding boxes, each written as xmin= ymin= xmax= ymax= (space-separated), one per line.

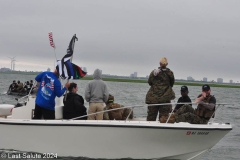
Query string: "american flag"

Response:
xmin=41 ymin=76 xmax=55 ymax=90
xmin=48 ymin=32 xmax=56 ymax=48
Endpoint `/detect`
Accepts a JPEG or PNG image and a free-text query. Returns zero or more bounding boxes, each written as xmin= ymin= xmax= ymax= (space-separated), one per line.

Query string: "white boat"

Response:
xmin=0 ymin=95 xmax=232 ymax=160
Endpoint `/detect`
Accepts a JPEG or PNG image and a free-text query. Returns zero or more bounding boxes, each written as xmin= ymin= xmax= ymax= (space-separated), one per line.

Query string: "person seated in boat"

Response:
xmin=145 ymin=57 xmax=175 ymax=122
xmin=30 ymin=80 xmax=35 ymax=88
xmin=33 ymin=69 xmax=70 ymax=120
xmin=173 ymin=86 xmax=192 ymax=112
xmin=63 ymin=82 xmax=87 ymax=120
xmin=24 ymin=81 xmax=32 ymax=94
xmin=8 ymin=80 xmax=18 ymax=92
xmin=30 ymin=79 xmax=38 ymax=94
xmin=16 ymin=80 xmax=24 ymax=92
xmin=103 ymin=94 xmax=133 ymax=120
xmin=30 ymin=80 xmax=33 ymax=85
xmin=175 ymin=84 xmax=216 ymax=124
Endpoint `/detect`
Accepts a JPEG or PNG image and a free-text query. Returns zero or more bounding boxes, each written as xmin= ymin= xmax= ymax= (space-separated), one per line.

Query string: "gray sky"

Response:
xmin=0 ymin=0 xmax=240 ymax=82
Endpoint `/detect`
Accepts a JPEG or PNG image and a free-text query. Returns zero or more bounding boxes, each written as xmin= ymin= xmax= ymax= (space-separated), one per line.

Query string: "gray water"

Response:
xmin=0 ymin=73 xmax=240 ymax=160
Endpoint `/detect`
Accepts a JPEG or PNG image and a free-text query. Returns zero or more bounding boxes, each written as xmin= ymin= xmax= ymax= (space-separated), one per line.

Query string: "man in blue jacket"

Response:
xmin=33 ymin=69 xmax=70 ymax=119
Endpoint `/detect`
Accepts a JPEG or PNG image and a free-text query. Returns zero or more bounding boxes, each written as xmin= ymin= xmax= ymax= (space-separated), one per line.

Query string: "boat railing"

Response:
xmin=209 ymin=103 xmax=231 ymax=123
xmin=70 ymin=103 xmax=183 ymax=121
xmin=8 ymin=90 xmax=235 ymax=123
xmin=70 ymin=102 xmax=235 ymax=123
xmin=70 ymin=104 xmax=144 ymax=121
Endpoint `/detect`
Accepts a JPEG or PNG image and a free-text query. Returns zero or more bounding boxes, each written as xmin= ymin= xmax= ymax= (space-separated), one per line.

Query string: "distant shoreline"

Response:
xmin=1 ymin=71 xmax=240 ymax=89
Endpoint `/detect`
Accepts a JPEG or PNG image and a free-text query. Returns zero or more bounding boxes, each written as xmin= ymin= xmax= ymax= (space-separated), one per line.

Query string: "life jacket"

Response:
xmin=195 ymin=95 xmax=215 ymax=119
xmin=122 ymin=108 xmax=133 ymax=120
xmin=10 ymin=83 xmax=16 ymax=88
xmin=17 ymin=83 xmax=23 ymax=90
xmin=106 ymin=103 xmax=123 ymax=120
xmin=26 ymin=84 xmax=31 ymax=89
xmin=104 ymin=93 xmax=134 ymax=120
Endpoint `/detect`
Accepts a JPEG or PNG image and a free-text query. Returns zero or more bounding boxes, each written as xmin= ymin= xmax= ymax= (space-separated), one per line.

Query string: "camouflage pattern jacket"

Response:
xmin=195 ymin=94 xmax=215 ymax=119
xmin=145 ymin=67 xmax=175 ymax=104
xmin=103 ymin=103 xmax=133 ymax=120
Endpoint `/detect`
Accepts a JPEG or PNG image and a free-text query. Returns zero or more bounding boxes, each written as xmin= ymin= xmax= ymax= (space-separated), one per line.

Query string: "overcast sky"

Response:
xmin=0 ymin=0 xmax=240 ymax=82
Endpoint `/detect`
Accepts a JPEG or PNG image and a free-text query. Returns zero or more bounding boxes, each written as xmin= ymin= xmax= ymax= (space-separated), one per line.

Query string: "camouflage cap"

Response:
xmin=107 ymin=94 xmax=114 ymax=103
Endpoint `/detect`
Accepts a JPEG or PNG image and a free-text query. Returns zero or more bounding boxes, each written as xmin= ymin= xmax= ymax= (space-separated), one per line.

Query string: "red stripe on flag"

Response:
xmin=48 ymin=32 xmax=55 ymax=48
xmin=77 ymin=66 xmax=86 ymax=77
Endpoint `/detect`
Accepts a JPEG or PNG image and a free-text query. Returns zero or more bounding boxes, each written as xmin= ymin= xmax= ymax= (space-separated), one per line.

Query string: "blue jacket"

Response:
xmin=35 ymin=71 xmax=66 ymax=110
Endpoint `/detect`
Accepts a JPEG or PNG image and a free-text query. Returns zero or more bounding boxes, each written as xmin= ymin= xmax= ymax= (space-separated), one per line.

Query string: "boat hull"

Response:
xmin=7 ymin=91 xmax=28 ymax=96
xmin=0 ymin=119 xmax=232 ymax=159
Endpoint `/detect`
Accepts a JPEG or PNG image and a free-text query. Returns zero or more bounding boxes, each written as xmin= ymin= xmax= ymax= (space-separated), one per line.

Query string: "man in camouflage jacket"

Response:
xmin=103 ymin=94 xmax=133 ymax=120
xmin=145 ymin=57 xmax=175 ymax=121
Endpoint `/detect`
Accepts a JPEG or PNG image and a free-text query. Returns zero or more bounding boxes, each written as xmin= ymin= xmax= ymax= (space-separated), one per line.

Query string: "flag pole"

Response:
xmin=54 ymin=48 xmax=57 ymax=61
xmin=64 ymin=34 xmax=77 ymax=101
xmin=53 ymin=48 xmax=57 ymax=70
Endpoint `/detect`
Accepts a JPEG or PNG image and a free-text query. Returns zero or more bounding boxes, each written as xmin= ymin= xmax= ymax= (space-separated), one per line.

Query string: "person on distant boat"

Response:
xmin=33 ymin=69 xmax=70 ymax=120
xmin=29 ymin=80 xmax=33 ymax=88
xmin=145 ymin=57 xmax=175 ymax=121
xmin=24 ymin=81 xmax=31 ymax=94
xmin=85 ymin=69 xmax=109 ymax=120
xmin=8 ymin=80 xmax=18 ymax=92
xmin=16 ymin=80 xmax=24 ymax=92
xmin=174 ymin=86 xmax=192 ymax=112
xmin=175 ymin=84 xmax=216 ymax=124
xmin=103 ymin=94 xmax=133 ymax=120
xmin=30 ymin=79 xmax=38 ymax=93
xmin=63 ymin=82 xmax=87 ymax=120
xmin=30 ymin=80 xmax=37 ymax=88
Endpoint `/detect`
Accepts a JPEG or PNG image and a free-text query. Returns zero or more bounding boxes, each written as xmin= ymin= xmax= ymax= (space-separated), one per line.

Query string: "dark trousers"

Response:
xmin=33 ymin=104 xmax=55 ymax=120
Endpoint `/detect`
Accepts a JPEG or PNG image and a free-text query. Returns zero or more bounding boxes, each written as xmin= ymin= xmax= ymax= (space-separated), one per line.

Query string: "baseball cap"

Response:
xmin=107 ymin=94 xmax=114 ymax=103
xmin=180 ymin=86 xmax=188 ymax=92
xmin=202 ymin=84 xmax=210 ymax=91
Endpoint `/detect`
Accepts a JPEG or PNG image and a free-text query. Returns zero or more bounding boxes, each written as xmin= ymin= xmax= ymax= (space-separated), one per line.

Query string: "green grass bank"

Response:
xmin=81 ymin=77 xmax=240 ymax=89
xmin=2 ymin=72 xmax=239 ymax=89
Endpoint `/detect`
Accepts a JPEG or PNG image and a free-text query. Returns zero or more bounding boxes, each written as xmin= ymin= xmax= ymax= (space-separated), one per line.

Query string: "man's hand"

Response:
xmin=201 ymin=92 xmax=206 ymax=98
xmin=195 ymin=93 xmax=206 ymax=103
xmin=65 ymin=82 xmax=70 ymax=89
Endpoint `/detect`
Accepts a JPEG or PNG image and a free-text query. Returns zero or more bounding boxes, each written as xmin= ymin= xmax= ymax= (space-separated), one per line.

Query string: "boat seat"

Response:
xmin=0 ymin=104 xmax=14 ymax=117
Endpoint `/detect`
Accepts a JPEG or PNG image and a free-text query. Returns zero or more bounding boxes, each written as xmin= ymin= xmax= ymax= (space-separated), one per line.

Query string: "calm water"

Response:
xmin=0 ymin=73 xmax=240 ymax=160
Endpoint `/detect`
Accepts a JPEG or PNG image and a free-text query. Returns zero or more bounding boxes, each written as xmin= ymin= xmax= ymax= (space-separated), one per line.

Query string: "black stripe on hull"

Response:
xmin=0 ymin=121 xmax=232 ymax=131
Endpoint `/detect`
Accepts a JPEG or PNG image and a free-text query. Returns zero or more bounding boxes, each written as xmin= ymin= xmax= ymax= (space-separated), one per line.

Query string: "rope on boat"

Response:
xmin=69 ymin=102 xmax=235 ymax=121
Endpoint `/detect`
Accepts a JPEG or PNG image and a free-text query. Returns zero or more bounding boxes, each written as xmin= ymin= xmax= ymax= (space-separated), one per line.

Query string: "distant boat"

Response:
xmin=0 ymin=96 xmax=232 ymax=160
xmin=7 ymin=90 xmax=28 ymax=96
xmin=7 ymin=88 xmax=37 ymax=97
